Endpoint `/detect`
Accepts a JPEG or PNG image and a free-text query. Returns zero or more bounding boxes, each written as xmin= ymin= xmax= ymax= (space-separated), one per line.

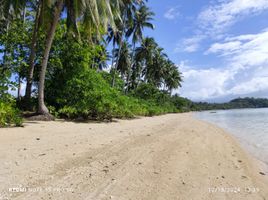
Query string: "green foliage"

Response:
xmin=100 ymin=70 xmax=124 ymax=91
xmin=171 ymin=95 xmax=195 ymax=112
xmin=131 ymin=83 xmax=180 ymax=114
xmin=46 ymin=53 xmax=182 ymax=120
xmin=0 ymin=98 xmax=22 ymax=127
xmin=0 ymin=1 xmax=186 ymax=123
xmin=0 ymin=70 xmax=12 ymax=97
xmin=0 ymin=18 xmax=31 ymax=83
xmin=49 ymin=67 xmax=145 ymax=120
xmin=132 ymin=83 xmax=160 ymax=100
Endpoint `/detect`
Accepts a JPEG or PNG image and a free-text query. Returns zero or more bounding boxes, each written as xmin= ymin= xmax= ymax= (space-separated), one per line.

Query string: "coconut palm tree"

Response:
xmin=111 ymin=0 xmax=143 ymax=87
xmin=114 ymin=41 xmax=131 ymax=79
xmin=128 ymin=37 xmax=157 ymax=89
xmin=145 ymin=47 xmax=167 ymax=87
xmin=126 ymin=5 xmax=154 ymax=49
xmin=136 ymin=37 xmax=157 ymax=66
xmin=128 ymin=55 xmax=143 ymax=90
xmin=0 ymin=0 xmax=27 ymax=72
xmin=163 ymin=60 xmax=182 ymax=93
xmin=25 ymin=0 xmax=43 ymax=103
xmin=37 ymin=0 xmax=121 ymax=116
xmin=135 ymin=37 xmax=157 ymax=83
xmin=106 ymin=19 xmax=123 ymax=81
xmin=124 ymin=5 xmax=154 ymax=92
xmin=0 ymin=0 xmax=28 ymax=101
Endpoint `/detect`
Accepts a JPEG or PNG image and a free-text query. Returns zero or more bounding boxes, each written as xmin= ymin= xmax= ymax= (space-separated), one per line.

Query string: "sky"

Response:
xmin=144 ymin=0 xmax=268 ymax=102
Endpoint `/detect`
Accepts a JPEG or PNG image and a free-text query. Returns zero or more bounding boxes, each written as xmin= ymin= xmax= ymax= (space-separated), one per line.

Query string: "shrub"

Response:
xmin=44 ymin=42 xmax=183 ymax=120
xmin=0 ymin=100 xmax=23 ymax=127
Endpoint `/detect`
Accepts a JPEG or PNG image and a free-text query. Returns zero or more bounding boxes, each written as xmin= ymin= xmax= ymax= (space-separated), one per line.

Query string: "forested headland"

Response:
xmin=193 ymin=97 xmax=268 ymax=111
xmin=0 ymin=0 xmax=187 ymax=127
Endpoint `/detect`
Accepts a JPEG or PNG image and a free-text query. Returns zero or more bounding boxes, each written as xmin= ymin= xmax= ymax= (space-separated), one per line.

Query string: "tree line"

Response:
xmin=193 ymin=98 xmax=268 ymax=111
xmin=0 ymin=0 xmax=184 ymax=126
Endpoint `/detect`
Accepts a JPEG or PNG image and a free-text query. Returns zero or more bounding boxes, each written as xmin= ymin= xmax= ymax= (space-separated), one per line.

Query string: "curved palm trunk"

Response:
xmin=111 ymin=47 xmax=115 ymax=68
xmin=38 ymin=0 xmax=64 ymax=115
xmin=25 ymin=1 xmax=42 ymax=103
xmin=112 ymin=41 xmax=123 ymax=87
xmin=112 ymin=45 xmax=121 ymax=87
xmin=112 ymin=10 xmax=128 ymax=87
xmin=110 ymin=43 xmax=116 ymax=85
xmin=125 ymin=42 xmax=136 ymax=93
xmin=17 ymin=74 xmax=21 ymax=100
xmin=17 ymin=8 xmax=27 ymax=102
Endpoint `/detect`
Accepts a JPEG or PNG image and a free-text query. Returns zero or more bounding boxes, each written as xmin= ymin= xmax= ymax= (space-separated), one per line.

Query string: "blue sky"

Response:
xmin=144 ymin=0 xmax=268 ymax=102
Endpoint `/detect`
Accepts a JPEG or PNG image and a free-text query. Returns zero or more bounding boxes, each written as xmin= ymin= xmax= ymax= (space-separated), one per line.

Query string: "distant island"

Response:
xmin=191 ymin=97 xmax=268 ymax=111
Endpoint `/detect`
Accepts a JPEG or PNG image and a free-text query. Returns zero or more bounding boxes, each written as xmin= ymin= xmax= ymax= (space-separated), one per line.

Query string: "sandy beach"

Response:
xmin=0 ymin=113 xmax=267 ymax=200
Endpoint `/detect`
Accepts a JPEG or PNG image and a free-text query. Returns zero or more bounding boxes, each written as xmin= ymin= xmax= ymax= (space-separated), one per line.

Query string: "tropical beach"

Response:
xmin=1 ymin=0 xmax=268 ymax=199
xmin=0 ymin=113 xmax=267 ymax=200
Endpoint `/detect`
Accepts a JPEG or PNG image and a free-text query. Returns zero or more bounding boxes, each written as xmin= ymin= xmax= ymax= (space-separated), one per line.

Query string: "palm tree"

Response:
xmin=0 ymin=0 xmax=28 ymax=101
xmin=134 ymin=37 xmax=157 ymax=84
xmin=145 ymin=47 xmax=168 ymax=87
xmin=112 ymin=0 xmax=143 ymax=87
xmin=37 ymin=0 xmax=64 ymax=115
xmin=114 ymin=41 xmax=131 ymax=78
xmin=163 ymin=60 xmax=182 ymax=93
xmin=126 ymin=5 xmax=154 ymax=47
xmin=106 ymin=20 xmax=122 ymax=81
xmin=128 ymin=55 xmax=143 ymax=90
xmin=37 ymin=0 xmax=120 ymax=115
xmin=25 ymin=0 xmax=42 ymax=103
xmin=0 ymin=0 xmax=27 ymax=72
xmin=125 ymin=5 xmax=154 ymax=92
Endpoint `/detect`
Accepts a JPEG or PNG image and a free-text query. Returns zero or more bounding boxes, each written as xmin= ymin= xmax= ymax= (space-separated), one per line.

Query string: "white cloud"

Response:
xmin=206 ymin=41 xmax=242 ymax=55
xmin=175 ymin=1 xmax=268 ymax=100
xmin=225 ymin=34 xmax=256 ymax=42
xmin=178 ymin=28 xmax=268 ymax=101
xmin=229 ymin=76 xmax=268 ymax=94
xmin=178 ymin=63 xmax=264 ymax=101
xmin=207 ymin=28 xmax=268 ymax=66
xmin=176 ymin=35 xmax=205 ymax=53
xmin=198 ymin=0 xmax=268 ymax=35
xmin=177 ymin=0 xmax=268 ymax=53
xmin=178 ymin=63 xmax=231 ymax=100
xmin=164 ymin=7 xmax=181 ymax=20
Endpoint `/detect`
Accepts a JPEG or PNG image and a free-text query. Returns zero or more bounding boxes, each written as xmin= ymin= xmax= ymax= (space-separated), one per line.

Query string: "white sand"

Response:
xmin=0 ymin=113 xmax=267 ymax=200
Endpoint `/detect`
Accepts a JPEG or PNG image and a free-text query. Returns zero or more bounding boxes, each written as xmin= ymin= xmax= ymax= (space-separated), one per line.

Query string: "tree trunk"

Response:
xmin=17 ymin=74 xmax=21 ymax=101
xmin=110 ymin=44 xmax=116 ymax=86
xmin=17 ymin=7 xmax=25 ymax=103
xmin=112 ymin=9 xmax=128 ymax=87
xmin=38 ymin=0 xmax=64 ymax=115
xmin=125 ymin=42 xmax=136 ymax=93
xmin=25 ymin=1 xmax=42 ymax=103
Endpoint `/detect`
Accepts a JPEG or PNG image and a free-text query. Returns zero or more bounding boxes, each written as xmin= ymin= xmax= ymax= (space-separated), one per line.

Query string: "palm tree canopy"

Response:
xmin=114 ymin=41 xmax=131 ymax=76
xmin=0 ymin=0 xmax=27 ymax=20
xmin=126 ymin=5 xmax=154 ymax=44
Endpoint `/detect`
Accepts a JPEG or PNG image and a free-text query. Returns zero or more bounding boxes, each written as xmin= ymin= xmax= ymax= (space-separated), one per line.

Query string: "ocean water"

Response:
xmin=194 ymin=108 xmax=268 ymax=166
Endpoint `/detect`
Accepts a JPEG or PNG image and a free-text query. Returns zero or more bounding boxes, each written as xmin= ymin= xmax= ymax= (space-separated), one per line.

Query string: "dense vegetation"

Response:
xmin=0 ymin=0 xmax=185 ymax=127
xmin=193 ymin=98 xmax=268 ymax=111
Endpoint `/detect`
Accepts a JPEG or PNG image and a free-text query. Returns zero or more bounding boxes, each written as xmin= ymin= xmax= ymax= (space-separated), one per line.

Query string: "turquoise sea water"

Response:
xmin=194 ymin=108 xmax=268 ymax=166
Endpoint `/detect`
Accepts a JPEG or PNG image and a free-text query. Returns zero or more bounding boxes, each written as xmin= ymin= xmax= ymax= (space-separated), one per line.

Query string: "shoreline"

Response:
xmin=193 ymin=111 xmax=268 ymax=174
xmin=0 ymin=113 xmax=267 ymax=199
